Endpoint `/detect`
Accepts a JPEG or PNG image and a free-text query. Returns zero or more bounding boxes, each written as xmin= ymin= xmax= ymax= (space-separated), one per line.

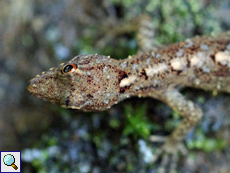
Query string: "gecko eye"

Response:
xmin=62 ymin=64 xmax=77 ymax=74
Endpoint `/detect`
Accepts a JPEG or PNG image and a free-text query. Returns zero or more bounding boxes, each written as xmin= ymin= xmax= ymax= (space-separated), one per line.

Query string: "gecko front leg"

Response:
xmin=150 ymin=89 xmax=203 ymax=172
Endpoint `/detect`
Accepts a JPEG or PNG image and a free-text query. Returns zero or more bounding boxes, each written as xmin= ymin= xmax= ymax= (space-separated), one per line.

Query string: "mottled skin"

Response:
xmin=27 ymin=31 xmax=230 ymax=169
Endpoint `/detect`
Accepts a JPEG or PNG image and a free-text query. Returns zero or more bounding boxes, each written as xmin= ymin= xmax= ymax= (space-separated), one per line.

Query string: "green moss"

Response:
xmin=109 ymin=118 xmax=121 ymax=129
xmin=123 ymin=103 xmax=154 ymax=139
xmin=188 ymin=128 xmax=227 ymax=152
xmin=197 ymin=96 xmax=206 ymax=104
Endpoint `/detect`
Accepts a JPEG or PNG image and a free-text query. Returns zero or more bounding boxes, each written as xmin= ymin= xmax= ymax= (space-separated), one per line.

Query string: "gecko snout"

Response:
xmin=27 ymin=73 xmax=63 ymax=104
xmin=27 ymin=79 xmax=38 ymax=95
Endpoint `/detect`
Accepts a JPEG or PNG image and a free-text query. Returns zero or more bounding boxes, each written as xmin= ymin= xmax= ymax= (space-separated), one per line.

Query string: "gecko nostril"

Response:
xmin=27 ymin=80 xmax=37 ymax=93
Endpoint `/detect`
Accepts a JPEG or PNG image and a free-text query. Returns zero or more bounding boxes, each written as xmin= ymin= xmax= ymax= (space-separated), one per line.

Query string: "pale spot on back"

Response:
xmin=146 ymin=58 xmax=151 ymax=64
xmin=145 ymin=63 xmax=168 ymax=77
xmin=133 ymin=64 xmax=138 ymax=70
xmin=191 ymin=53 xmax=205 ymax=67
xmin=104 ymin=99 xmax=109 ymax=104
xmin=216 ymin=51 xmax=230 ymax=65
xmin=176 ymin=49 xmax=184 ymax=57
xmin=156 ymin=54 xmax=161 ymax=59
xmin=171 ymin=58 xmax=186 ymax=70
xmin=121 ymin=61 xmax=127 ymax=68
xmin=200 ymin=44 xmax=209 ymax=51
xmin=190 ymin=52 xmax=214 ymax=72
xmin=119 ymin=75 xmax=137 ymax=87
xmin=103 ymin=66 xmax=108 ymax=73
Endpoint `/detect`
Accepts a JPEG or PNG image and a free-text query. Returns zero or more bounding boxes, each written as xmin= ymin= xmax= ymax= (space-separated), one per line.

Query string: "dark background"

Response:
xmin=1 ymin=0 xmax=230 ymax=172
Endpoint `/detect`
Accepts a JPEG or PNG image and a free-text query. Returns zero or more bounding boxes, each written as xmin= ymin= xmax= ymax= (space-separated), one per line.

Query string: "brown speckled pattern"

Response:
xmin=27 ymin=31 xmax=230 ymax=162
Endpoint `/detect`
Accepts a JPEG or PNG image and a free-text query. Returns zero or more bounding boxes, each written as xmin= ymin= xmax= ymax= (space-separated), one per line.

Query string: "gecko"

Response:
xmin=27 ymin=31 xmax=230 ymax=171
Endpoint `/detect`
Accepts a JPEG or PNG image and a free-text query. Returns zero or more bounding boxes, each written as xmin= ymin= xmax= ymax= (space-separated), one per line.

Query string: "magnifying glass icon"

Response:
xmin=3 ymin=154 xmax=18 ymax=170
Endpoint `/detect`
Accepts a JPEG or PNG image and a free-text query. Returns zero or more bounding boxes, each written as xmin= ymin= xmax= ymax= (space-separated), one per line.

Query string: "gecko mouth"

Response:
xmin=61 ymin=104 xmax=81 ymax=109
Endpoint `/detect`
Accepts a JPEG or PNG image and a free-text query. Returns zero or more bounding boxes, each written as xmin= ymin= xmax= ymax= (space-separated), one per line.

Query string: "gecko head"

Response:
xmin=27 ymin=54 xmax=128 ymax=111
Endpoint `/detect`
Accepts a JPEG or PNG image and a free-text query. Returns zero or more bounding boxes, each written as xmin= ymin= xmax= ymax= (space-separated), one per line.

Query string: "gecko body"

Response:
xmin=27 ymin=31 xmax=230 ymax=167
xmin=28 ymin=32 xmax=230 ymax=109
